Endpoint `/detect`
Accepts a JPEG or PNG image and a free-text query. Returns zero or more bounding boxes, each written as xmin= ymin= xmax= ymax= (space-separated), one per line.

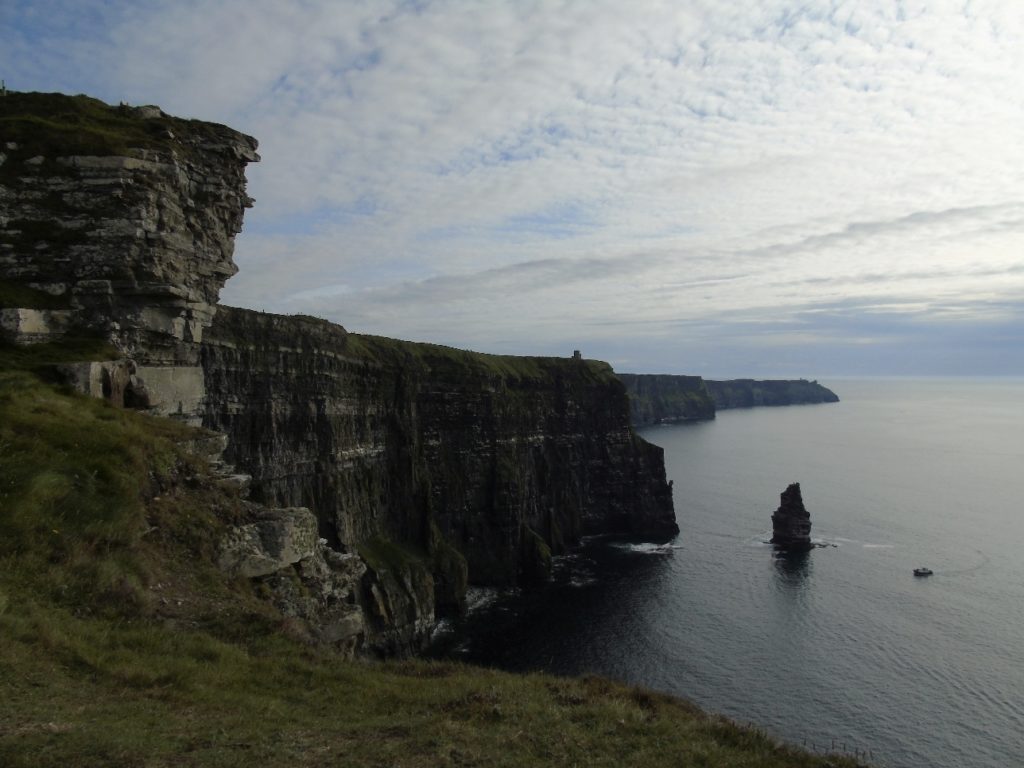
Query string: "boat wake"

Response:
xmin=935 ymin=549 xmax=990 ymax=576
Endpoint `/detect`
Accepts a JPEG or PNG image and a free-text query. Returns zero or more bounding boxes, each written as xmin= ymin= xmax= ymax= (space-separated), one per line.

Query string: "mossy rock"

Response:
xmin=519 ymin=524 xmax=553 ymax=585
xmin=0 ymin=278 xmax=71 ymax=310
xmin=343 ymin=331 xmax=617 ymax=385
xmin=357 ymin=536 xmax=426 ymax=575
xmin=428 ymin=522 xmax=469 ymax=617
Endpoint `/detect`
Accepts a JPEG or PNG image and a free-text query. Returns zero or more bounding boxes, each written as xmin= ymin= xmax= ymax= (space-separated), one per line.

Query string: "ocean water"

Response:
xmin=431 ymin=378 xmax=1024 ymax=768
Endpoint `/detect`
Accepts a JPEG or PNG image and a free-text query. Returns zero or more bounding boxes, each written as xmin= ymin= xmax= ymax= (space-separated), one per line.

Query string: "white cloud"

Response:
xmin=4 ymin=0 xmax=1023 ymax=373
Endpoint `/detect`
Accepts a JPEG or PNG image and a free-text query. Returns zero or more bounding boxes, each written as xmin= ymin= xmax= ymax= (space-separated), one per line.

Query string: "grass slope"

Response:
xmin=0 ymin=91 xmax=238 ymax=161
xmin=344 ymin=331 xmax=616 ymax=383
xmin=0 ymin=344 xmax=866 ymax=767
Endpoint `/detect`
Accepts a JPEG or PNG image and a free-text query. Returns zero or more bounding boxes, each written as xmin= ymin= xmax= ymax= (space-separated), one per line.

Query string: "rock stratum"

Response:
xmin=0 ymin=92 xmax=675 ymax=657
xmin=618 ymin=373 xmax=838 ymax=426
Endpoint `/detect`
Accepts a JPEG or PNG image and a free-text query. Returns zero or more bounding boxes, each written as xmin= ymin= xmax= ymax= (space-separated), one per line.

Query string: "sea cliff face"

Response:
xmin=705 ymin=378 xmax=839 ymax=409
xmin=617 ymin=373 xmax=716 ymax=425
xmin=201 ymin=308 xmax=676 ymax=587
xmin=619 ymin=373 xmax=838 ymax=426
xmin=1 ymin=92 xmax=675 ymax=657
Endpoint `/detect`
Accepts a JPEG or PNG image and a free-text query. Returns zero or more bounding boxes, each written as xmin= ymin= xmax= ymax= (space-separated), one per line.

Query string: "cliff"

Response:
xmin=1 ymin=92 xmax=675 ymax=657
xmin=201 ymin=308 xmax=675 ymax=651
xmin=619 ymin=373 xmax=838 ymax=426
xmin=617 ymin=373 xmax=716 ymax=425
xmin=705 ymin=379 xmax=839 ymax=409
xmin=0 ymin=91 xmax=258 ymax=422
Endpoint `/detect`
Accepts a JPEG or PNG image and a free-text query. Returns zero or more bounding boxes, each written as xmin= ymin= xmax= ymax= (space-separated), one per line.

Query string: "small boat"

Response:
xmin=913 ymin=567 xmax=933 ymax=577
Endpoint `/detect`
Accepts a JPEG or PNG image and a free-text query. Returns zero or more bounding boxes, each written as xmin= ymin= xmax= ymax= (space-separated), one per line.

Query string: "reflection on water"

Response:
xmin=429 ymin=540 xmax=676 ymax=675
xmin=773 ymin=549 xmax=811 ymax=585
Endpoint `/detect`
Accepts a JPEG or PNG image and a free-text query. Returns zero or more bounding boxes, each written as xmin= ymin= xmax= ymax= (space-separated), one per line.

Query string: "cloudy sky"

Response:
xmin=5 ymin=0 xmax=1023 ymax=376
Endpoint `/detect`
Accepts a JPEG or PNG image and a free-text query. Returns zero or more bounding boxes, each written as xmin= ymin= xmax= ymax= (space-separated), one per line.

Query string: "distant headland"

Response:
xmin=618 ymin=373 xmax=839 ymax=427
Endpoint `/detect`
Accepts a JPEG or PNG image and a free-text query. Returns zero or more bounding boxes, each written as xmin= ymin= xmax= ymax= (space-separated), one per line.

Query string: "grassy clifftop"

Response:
xmin=212 ymin=307 xmax=617 ymax=384
xmin=0 ymin=344 xmax=866 ymax=767
xmin=345 ymin=331 xmax=616 ymax=383
xmin=0 ymin=91 xmax=241 ymax=160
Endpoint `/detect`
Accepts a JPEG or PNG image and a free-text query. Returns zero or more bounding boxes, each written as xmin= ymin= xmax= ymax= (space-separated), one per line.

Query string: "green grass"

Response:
xmin=0 ymin=278 xmax=71 ymax=310
xmin=0 ymin=335 xmax=118 ymax=371
xmin=0 ymin=92 xmax=165 ymax=160
xmin=0 ymin=356 xmax=867 ymax=767
xmin=344 ymin=331 xmax=615 ymax=383
xmin=0 ymin=626 xmax=869 ymax=768
xmin=0 ymin=91 xmax=242 ymax=172
xmin=0 ymin=367 xmax=199 ymax=613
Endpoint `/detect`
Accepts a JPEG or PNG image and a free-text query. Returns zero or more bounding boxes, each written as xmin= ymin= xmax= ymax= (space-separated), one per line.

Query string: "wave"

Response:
xmin=464 ymin=586 xmax=501 ymax=613
xmin=610 ymin=542 xmax=681 ymax=555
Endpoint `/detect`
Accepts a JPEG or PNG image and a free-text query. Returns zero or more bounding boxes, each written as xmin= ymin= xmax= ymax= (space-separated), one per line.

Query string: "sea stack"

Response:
xmin=771 ymin=483 xmax=812 ymax=551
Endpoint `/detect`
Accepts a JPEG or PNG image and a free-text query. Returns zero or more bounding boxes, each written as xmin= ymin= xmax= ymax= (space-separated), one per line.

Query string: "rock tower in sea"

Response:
xmin=771 ymin=483 xmax=813 ymax=551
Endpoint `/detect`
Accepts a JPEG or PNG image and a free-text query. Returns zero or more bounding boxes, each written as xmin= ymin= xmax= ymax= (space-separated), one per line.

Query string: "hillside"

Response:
xmin=0 ymin=344 xmax=865 ymax=767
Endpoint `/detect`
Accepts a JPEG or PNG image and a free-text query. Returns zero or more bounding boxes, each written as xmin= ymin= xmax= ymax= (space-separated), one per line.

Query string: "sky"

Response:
xmin=4 ymin=0 xmax=1023 ymax=376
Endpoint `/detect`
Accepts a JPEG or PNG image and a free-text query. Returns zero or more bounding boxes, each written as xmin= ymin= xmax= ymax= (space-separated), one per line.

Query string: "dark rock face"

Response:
xmin=200 ymin=312 xmax=676 ymax=654
xmin=201 ymin=307 xmax=677 ymax=590
xmin=617 ymin=373 xmax=716 ymax=426
xmin=618 ymin=374 xmax=838 ymax=427
xmin=706 ymin=379 xmax=839 ymax=409
xmin=771 ymin=483 xmax=813 ymax=551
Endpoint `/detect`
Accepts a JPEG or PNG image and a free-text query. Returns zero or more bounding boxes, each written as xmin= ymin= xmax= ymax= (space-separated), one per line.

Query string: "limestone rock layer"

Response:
xmin=1 ymin=92 xmax=258 ymax=422
xmin=201 ymin=307 xmax=678 ymax=589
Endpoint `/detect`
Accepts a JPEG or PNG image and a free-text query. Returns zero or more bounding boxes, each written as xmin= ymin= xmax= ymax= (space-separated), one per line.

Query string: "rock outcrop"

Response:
xmin=1 ymin=91 xmax=258 ymax=424
xmin=218 ymin=506 xmax=320 ymax=578
xmin=2 ymin=92 xmax=676 ymax=658
xmin=770 ymin=483 xmax=813 ymax=551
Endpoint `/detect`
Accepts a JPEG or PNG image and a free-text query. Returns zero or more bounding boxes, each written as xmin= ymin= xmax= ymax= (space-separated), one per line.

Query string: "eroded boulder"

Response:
xmin=218 ymin=507 xmax=318 ymax=578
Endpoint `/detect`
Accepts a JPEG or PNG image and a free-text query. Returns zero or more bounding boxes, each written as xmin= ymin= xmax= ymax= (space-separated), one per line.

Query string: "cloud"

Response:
xmin=3 ymin=0 xmax=1023 ymax=374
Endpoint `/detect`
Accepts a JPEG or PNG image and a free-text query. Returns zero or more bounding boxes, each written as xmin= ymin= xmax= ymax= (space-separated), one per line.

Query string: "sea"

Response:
xmin=429 ymin=378 xmax=1024 ymax=768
